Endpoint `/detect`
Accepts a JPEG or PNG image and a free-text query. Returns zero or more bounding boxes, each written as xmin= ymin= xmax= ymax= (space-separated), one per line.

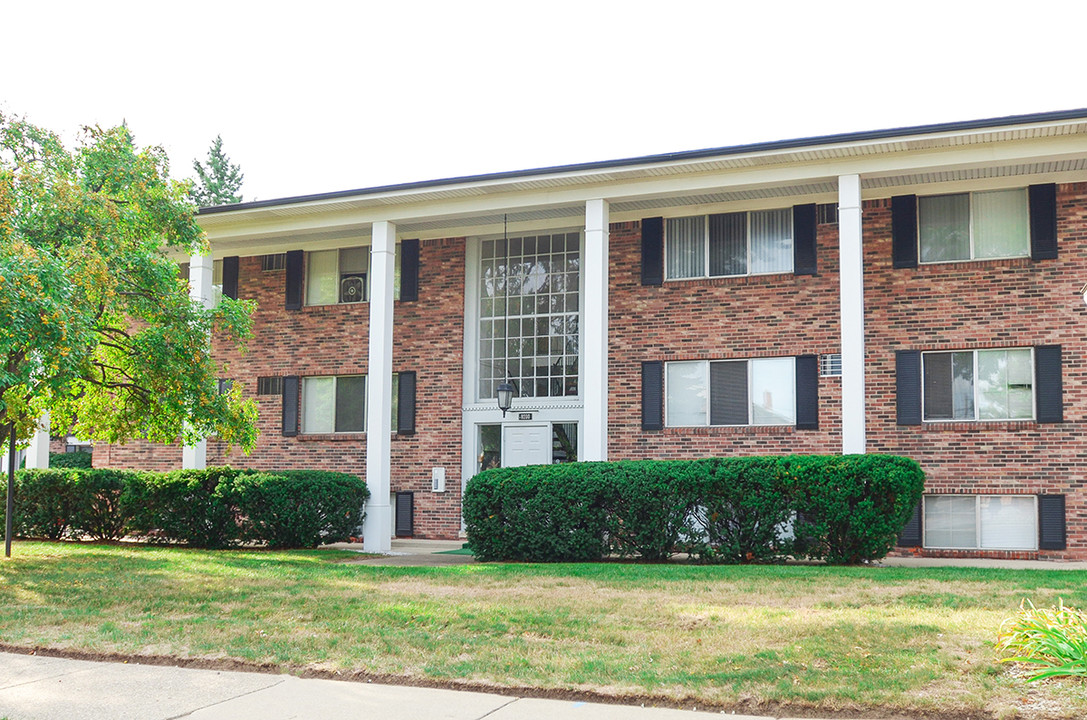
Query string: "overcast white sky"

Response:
xmin=4 ymin=1 xmax=1087 ymax=202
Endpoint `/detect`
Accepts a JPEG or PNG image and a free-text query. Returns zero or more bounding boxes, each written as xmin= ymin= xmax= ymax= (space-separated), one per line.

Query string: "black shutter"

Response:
xmin=795 ymin=354 xmax=819 ymax=430
xmin=892 ymin=195 xmax=918 ymax=269
xmin=641 ymin=217 xmax=664 ymax=286
xmin=641 ymin=361 xmax=663 ymax=430
xmin=395 ymin=492 xmax=414 ymax=538
xmin=1029 ymin=183 xmax=1058 ymax=260
xmin=397 ymin=371 xmax=416 ymax=435
xmin=896 ymin=350 xmax=922 ymax=425
xmin=898 ymin=501 xmax=923 ymax=547
xmin=282 ymin=375 xmax=300 ymax=436
xmin=1038 ymin=494 xmax=1066 ymax=550
xmin=400 ymin=239 xmax=420 ymax=302
xmin=793 ymin=204 xmax=818 ymax=276
xmin=1035 ymin=345 xmax=1063 ymax=423
xmin=285 ymin=250 xmax=304 ymax=310
xmin=222 ymin=256 xmax=239 ymax=300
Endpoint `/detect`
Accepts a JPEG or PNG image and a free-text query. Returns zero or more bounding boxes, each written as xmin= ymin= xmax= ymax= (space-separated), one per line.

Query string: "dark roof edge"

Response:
xmin=199 ymin=108 xmax=1087 ymax=216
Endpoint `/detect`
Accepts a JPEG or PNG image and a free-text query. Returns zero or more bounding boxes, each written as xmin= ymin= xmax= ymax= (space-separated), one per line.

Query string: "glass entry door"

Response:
xmin=476 ymin=422 xmax=579 ymax=472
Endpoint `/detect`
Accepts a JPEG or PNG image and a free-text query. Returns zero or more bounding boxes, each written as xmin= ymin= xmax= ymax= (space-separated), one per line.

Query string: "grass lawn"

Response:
xmin=1 ymin=542 xmax=1085 ymax=719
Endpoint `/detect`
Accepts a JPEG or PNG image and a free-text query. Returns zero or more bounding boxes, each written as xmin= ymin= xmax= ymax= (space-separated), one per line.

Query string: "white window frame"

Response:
xmin=921 ymin=348 xmax=1035 ymax=423
xmin=664 ymin=358 xmax=796 ymax=428
xmin=300 ymin=373 xmax=400 ymax=434
xmin=664 ymin=209 xmax=794 ymax=281
xmin=922 ymin=494 xmax=1038 ymax=551
xmin=917 ymin=188 xmax=1030 ymax=265
xmin=304 ymin=244 xmax=401 ymax=307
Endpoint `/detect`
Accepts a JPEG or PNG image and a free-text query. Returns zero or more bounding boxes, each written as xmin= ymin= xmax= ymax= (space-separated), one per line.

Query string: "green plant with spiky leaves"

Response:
xmin=997 ymin=599 xmax=1087 ymax=681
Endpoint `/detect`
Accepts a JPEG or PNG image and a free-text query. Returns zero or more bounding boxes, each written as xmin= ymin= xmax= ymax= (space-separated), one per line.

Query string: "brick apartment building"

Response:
xmin=57 ymin=109 xmax=1087 ymax=557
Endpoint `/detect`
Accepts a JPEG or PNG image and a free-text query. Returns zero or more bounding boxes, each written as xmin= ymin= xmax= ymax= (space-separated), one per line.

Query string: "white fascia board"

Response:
xmin=199 ymin=118 xmax=1087 ymax=224
xmin=201 ymin=135 xmax=1087 ymax=254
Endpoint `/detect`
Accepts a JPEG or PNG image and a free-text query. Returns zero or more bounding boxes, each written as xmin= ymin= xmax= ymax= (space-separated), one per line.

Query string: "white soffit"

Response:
xmin=199 ymin=119 xmax=1087 ymax=237
xmin=863 ymin=159 xmax=1087 ymax=189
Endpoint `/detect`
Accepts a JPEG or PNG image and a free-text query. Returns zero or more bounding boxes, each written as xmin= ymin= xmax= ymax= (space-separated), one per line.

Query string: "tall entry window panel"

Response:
xmin=478 ymin=232 xmax=580 ymax=400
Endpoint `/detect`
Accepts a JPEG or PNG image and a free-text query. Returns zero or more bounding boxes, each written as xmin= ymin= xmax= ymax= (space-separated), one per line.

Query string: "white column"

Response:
xmin=25 ymin=412 xmax=50 ymax=469
xmin=183 ymin=253 xmax=214 ymax=470
xmin=583 ymin=199 xmax=610 ymax=461
xmin=838 ymin=174 xmax=866 ymax=454
xmin=364 ymin=221 xmax=396 ymax=552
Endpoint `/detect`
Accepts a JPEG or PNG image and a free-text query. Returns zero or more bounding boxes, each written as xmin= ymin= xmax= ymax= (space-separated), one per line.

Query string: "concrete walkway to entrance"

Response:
xmin=327 ymin=538 xmax=1087 ymax=570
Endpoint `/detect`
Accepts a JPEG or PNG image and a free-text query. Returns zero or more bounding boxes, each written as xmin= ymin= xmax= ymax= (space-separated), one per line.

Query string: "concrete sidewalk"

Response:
xmin=0 ymin=651 xmax=823 ymax=720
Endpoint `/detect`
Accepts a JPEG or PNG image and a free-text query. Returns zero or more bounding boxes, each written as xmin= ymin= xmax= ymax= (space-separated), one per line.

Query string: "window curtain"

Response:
xmin=924 ymin=495 xmax=976 ymax=548
xmin=302 ymin=377 xmax=335 ymax=433
xmin=919 ymin=194 xmax=970 ymax=262
xmin=666 ymin=216 xmax=705 ymax=279
xmin=666 ymin=361 xmax=707 ymax=426
xmin=709 ymin=213 xmax=746 ymax=276
xmin=748 ymin=209 xmax=792 ymax=274
xmin=306 ymin=250 xmax=339 ymax=305
xmin=979 ymin=496 xmax=1035 ymax=549
xmin=973 ymin=189 xmax=1029 ymax=259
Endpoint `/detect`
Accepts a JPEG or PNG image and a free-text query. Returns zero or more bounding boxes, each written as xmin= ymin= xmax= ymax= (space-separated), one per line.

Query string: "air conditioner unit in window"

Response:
xmin=340 ymin=274 xmax=366 ymax=303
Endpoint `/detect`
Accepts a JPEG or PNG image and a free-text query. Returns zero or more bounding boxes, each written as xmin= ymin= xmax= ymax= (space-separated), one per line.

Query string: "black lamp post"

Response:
xmin=496 ymin=382 xmax=515 ymax=418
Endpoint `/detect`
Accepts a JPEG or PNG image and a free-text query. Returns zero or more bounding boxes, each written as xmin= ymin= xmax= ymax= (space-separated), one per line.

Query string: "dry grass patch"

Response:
xmin=2 ymin=543 xmax=1087 ymax=718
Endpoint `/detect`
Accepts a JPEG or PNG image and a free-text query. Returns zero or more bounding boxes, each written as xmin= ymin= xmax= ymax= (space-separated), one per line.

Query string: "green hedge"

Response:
xmin=464 ymin=455 xmax=924 ymax=564
xmin=49 ymin=452 xmax=93 ymax=469
xmin=230 ymin=470 xmax=369 ymax=548
xmin=1 ymin=466 xmax=369 ymax=548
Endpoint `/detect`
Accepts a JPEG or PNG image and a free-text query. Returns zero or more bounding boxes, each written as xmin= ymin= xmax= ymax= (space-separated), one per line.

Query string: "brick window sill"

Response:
xmin=296 ymin=432 xmax=412 ymax=442
xmin=660 ymin=425 xmax=795 ymax=436
xmin=918 ymin=421 xmax=1037 ymax=432
xmin=910 ymin=257 xmax=1032 ymax=273
xmin=660 ymin=272 xmax=796 ymax=289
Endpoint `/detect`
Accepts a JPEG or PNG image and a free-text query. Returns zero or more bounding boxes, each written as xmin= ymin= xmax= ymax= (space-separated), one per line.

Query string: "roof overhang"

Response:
xmin=197 ymin=109 xmax=1087 ymax=257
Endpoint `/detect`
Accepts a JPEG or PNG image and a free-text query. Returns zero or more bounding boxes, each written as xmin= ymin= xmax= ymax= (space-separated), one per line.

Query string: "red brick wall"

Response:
xmin=93 ymin=439 xmax=182 ymax=471
xmin=97 ymin=238 xmax=467 ymax=539
xmin=93 ymin=184 xmax=1087 ymax=556
xmin=864 ymin=183 xmax=1087 ymax=559
xmin=607 ymin=218 xmax=844 ymax=460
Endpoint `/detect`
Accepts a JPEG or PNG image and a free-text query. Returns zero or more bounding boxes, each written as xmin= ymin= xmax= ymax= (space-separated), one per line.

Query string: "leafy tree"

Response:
xmin=0 ymin=113 xmax=258 ymax=451
xmin=190 ymin=135 xmax=244 ymax=206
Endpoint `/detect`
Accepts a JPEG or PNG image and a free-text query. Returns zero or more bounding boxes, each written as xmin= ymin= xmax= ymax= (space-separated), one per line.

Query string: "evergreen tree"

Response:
xmin=191 ymin=135 xmax=244 ymax=206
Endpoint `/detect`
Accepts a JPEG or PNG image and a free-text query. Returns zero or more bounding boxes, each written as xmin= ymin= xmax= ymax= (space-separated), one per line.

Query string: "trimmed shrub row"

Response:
xmin=463 ymin=455 xmax=924 ymax=564
xmin=0 ymin=467 xmax=369 ymax=548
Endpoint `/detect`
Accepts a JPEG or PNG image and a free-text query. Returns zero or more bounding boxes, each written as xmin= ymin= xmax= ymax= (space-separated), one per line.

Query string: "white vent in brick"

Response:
xmin=820 ymin=354 xmax=842 ymax=377
xmin=431 ymin=467 xmax=446 ymax=493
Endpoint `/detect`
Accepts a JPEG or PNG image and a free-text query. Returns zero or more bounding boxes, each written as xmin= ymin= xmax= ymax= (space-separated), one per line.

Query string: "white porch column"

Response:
xmin=583 ymin=199 xmax=610 ymax=461
xmin=25 ymin=412 xmax=50 ymax=469
xmin=183 ymin=253 xmax=214 ymax=470
xmin=838 ymin=174 xmax=866 ymax=454
xmin=364 ymin=221 xmax=396 ymax=552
